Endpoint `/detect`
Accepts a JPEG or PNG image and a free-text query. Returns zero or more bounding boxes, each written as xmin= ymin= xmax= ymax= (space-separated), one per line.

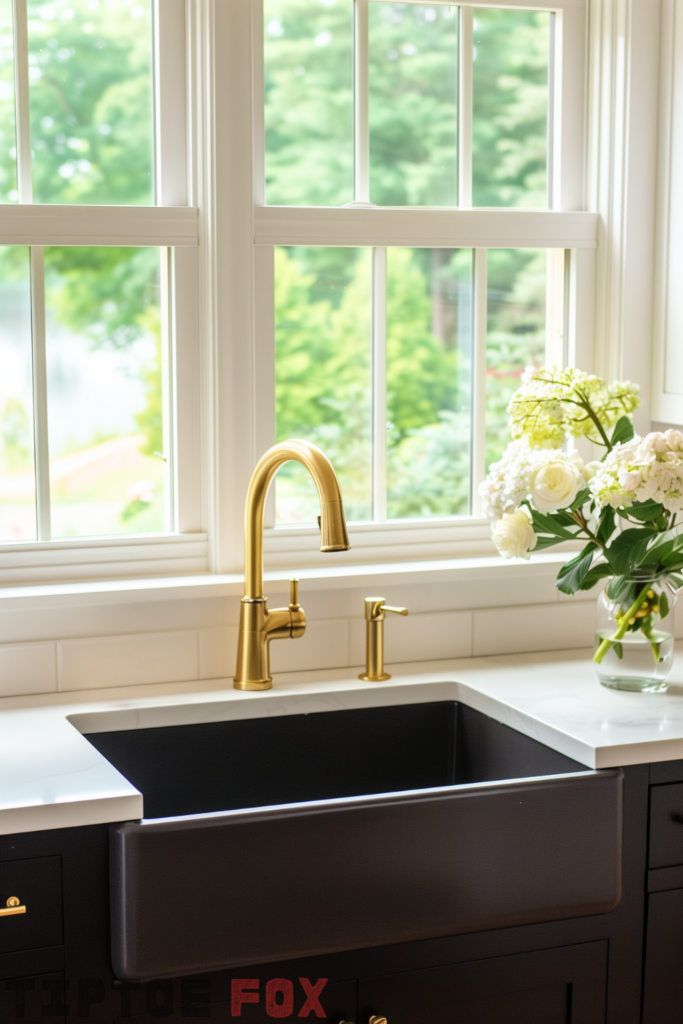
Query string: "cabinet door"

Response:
xmin=358 ymin=941 xmax=608 ymax=1024
xmin=114 ymin=978 xmax=356 ymax=1023
xmin=1 ymin=972 xmax=66 ymax=1024
xmin=643 ymin=888 xmax=683 ymax=1023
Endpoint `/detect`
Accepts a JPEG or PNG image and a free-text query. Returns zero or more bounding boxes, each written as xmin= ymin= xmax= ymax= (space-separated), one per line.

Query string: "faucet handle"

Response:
xmin=363 ymin=597 xmax=408 ymax=621
xmin=289 ymin=577 xmax=300 ymax=610
xmin=383 ymin=604 xmax=408 ymax=617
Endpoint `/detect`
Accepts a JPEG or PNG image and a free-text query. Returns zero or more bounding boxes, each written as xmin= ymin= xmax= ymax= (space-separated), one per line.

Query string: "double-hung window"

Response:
xmin=254 ymin=0 xmax=596 ymax=566
xmin=0 ymin=0 xmax=203 ymax=583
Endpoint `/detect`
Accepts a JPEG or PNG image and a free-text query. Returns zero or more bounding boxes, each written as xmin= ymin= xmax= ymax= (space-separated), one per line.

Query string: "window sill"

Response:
xmin=0 ymin=550 xmax=577 ymax=611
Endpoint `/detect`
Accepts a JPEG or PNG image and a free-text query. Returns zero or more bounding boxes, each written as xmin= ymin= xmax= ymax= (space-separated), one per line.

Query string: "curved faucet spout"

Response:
xmin=234 ymin=440 xmax=350 ymax=690
xmin=244 ymin=439 xmax=350 ymax=600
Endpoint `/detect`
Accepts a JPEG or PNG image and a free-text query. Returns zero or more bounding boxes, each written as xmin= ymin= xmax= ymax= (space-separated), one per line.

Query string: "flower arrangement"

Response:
xmin=480 ymin=367 xmax=683 ymax=670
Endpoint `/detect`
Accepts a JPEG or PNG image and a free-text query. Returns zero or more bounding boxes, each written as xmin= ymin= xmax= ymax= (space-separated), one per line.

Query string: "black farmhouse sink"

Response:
xmin=84 ymin=700 xmax=623 ymax=982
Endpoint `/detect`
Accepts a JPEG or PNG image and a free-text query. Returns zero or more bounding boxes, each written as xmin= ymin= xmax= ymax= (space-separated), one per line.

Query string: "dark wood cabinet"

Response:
xmin=643 ymin=888 xmax=683 ymax=1023
xmin=358 ymin=942 xmax=608 ymax=1024
xmin=0 ymin=856 xmax=63 ymax=956
xmin=0 ymin=972 xmax=66 ymax=1024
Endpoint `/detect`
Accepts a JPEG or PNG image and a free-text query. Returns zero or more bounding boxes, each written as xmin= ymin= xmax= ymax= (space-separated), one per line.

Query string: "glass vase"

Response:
xmin=594 ymin=575 xmax=677 ymax=692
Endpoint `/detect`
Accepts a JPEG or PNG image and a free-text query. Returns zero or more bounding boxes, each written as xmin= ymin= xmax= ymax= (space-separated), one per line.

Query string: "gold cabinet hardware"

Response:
xmin=359 ymin=597 xmax=408 ymax=682
xmin=234 ymin=440 xmax=350 ymax=691
xmin=0 ymin=897 xmax=26 ymax=916
xmin=369 ymin=1017 xmax=388 ymax=1024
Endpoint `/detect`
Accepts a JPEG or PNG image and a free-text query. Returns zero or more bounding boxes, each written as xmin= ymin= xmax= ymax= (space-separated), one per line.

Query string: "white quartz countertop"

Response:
xmin=5 ymin=643 xmax=683 ymax=835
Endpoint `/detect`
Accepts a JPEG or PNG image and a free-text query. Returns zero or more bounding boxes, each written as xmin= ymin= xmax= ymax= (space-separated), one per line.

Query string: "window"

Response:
xmin=255 ymin=0 xmax=594 ymax=562
xmin=0 ymin=0 xmax=596 ymax=585
xmin=0 ymin=0 xmax=203 ymax=581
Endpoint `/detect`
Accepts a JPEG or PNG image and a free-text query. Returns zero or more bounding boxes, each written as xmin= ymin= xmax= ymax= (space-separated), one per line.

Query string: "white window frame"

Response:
xmin=0 ymin=0 xmax=660 ymax=602
xmin=246 ymin=0 xmax=596 ymax=569
xmin=0 ymin=0 xmax=206 ymax=585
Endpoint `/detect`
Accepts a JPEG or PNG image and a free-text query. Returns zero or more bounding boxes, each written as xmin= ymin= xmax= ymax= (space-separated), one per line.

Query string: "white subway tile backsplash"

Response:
xmin=57 ymin=631 xmax=199 ymax=691
xmin=0 ymin=642 xmax=57 ymax=696
xmin=473 ymin=601 xmax=596 ymax=657
xmin=199 ymin=626 xmax=238 ymax=679
xmin=349 ymin=610 xmax=472 ymax=668
xmin=270 ymin=619 xmax=349 ymax=673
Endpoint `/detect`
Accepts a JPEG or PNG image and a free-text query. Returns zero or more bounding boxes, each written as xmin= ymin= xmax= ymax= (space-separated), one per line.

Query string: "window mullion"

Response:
xmin=547 ymin=12 xmax=556 ymax=209
xmin=372 ymin=246 xmax=387 ymax=522
xmin=354 ymin=0 xmax=369 ymax=203
xmin=12 ymin=0 xmax=32 ymax=202
xmin=30 ymin=246 xmax=51 ymax=541
xmin=471 ymin=247 xmax=487 ymax=516
xmin=458 ymin=5 xmax=473 ymax=209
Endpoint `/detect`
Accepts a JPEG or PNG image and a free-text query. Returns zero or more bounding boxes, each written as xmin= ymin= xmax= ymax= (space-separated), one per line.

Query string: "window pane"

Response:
xmin=0 ymin=247 xmax=36 ymax=540
xmin=386 ymin=247 xmax=471 ymax=519
xmin=486 ymin=248 xmax=546 ymax=469
xmin=264 ymin=0 xmax=353 ymax=207
xmin=275 ymin=246 xmax=372 ymax=522
xmin=45 ymin=246 xmax=166 ymax=538
xmin=473 ymin=9 xmax=550 ymax=208
xmin=0 ymin=0 xmax=17 ymax=202
xmin=369 ymin=3 xmax=458 ymax=207
xmin=27 ymin=0 xmax=154 ymax=205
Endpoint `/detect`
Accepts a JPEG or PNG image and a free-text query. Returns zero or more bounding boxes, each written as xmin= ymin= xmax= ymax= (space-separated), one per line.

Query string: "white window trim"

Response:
xmin=0 ymin=0 xmax=662 ymax=595
xmin=0 ymin=0 xmax=206 ymax=585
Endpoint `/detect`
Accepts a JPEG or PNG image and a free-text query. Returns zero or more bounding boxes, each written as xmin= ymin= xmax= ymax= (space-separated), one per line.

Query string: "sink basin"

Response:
xmin=84 ymin=697 xmax=622 ymax=981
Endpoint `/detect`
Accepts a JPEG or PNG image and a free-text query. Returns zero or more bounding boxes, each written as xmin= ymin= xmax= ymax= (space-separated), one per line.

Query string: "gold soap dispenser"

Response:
xmin=359 ymin=597 xmax=408 ymax=682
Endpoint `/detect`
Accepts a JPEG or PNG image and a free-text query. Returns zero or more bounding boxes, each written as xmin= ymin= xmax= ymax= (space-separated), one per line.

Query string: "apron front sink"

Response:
xmin=82 ymin=697 xmax=622 ymax=981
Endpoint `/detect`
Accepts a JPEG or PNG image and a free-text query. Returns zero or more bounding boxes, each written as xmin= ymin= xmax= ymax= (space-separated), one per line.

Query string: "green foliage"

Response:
xmin=472 ymin=8 xmax=549 ymax=207
xmin=274 ymin=245 xmax=471 ymax=519
xmin=610 ymin=414 xmax=636 ymax=447
xmin=368 ymin=3 xmax=458 ymax=206
xmin=0 ymin=398 xmax=32 ymax=471
xmin=26 ymin=0 xmax=153 ymax=207
xmin=556 ymin=543 xmax=597 ymax=595
xmin=264 ymin=0 xmax=354 ymax=206
xmin=485 ymin=248 xmax=547 ymax=469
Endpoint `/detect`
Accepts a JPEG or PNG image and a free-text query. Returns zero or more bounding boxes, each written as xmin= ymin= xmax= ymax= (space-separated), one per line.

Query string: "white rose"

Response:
xmin=530 ymin=460 xmax=583 ymax=511
xmin=491 ymin=509 xmax=538 ymax=560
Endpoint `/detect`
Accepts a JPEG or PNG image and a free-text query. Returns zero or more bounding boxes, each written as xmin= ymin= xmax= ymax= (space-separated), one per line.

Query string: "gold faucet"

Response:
xmin=359 ymin=597 xmax=408 ymax=682
xmin=234 ymin=440 xmax=350 ymax=690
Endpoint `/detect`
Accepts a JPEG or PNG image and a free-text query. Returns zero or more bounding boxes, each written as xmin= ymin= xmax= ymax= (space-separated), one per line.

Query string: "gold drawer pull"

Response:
xmin=369 ymin=1018 xmax=388 ymax=1024
xmin=0 ymin=897 xmax=26 ymax=917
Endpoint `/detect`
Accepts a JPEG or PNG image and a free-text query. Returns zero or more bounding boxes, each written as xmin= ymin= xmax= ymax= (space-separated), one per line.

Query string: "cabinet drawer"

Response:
xmin=0 ymin=972 xmax=65 ymax=1024
xmin=358 ymin=941 xmax=608 ymax=1024
xmin=0 ymin=858 xmax=62 ymax=955
xmin=649 ymin=783 xmax=683 ymax=867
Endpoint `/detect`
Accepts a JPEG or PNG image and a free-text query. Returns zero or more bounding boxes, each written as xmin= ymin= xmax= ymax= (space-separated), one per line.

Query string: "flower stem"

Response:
xmin=594 ymin=586 xmax=651 ymax=664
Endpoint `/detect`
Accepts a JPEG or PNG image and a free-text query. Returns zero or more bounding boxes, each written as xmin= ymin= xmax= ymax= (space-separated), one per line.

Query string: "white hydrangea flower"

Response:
xmin=479 ymin=440 xmax=589 ymax=520
xmin=507 ymin=367 xmax=640 ymax=448
xmin=590 ymin=430 xmax=683 ymax=512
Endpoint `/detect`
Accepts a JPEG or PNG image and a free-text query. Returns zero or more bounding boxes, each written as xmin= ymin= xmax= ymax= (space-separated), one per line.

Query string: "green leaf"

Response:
xmin=529 ymin=508 xmax=579 ymax=541
xmin=578 ymin=563 xmax=613 ymax=591
xmin=620 ymin=500 xmax=665 ymax=523
xmin=614 ymin=642 xmax=623 ymax=660
xmin=568 ymin=486 xmax=591 ymax=511
xmin=669 ymin=572 xmax=683 ymax=590
xmin=532 ymin=534 xmax=567 ymax=551
xmin=597 ymin=508 xmax=616 ymax=546
xmin=556 ymin=543 xmax=597 ymax=595
xmin=660 ymin=590 xmax=670 ymax=620
xmin=610 ymin=415 xmax=635 ymax=447
xmin=605 ymin=529 xmax=654 ymax=576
